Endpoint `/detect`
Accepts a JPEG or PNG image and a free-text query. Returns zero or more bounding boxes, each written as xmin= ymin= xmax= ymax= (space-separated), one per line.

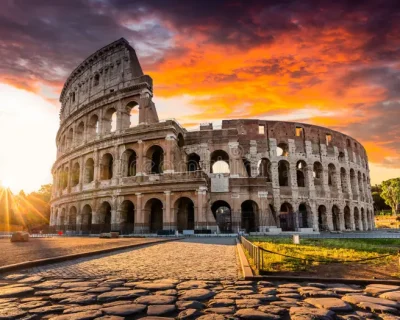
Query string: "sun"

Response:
xmin=1 ymin=179 xmax=12 ymax=189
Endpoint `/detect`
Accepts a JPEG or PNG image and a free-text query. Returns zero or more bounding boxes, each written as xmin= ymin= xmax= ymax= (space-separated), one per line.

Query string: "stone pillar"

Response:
xmin=93 ymin=149 xmax=100 ymax=187
xmin=350 ymin=206 xmax=356 ymax=230
xmin=135 ymin=193 xmax=144 ymax=233
xmin=79 ymin=156 xmax=84 ymax=191
xmin=136 ymin=140 xmax=144 ymax=176
xmin=164 ymin=134 xmax=176 ymax=173
xmin=309 ymin=202 xmax=319 ymax=232
xmin=164 ymin=191 xmax=173 ymax=230
xmin=228 ymin=142 xmax=240 ymax=177
xmin=113 ymin=145 xmax=120 ymax=186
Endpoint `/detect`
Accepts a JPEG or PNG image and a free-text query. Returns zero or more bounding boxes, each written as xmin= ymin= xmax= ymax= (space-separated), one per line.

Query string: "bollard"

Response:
xmin=293 ymin=234 xmax=300 ymax=244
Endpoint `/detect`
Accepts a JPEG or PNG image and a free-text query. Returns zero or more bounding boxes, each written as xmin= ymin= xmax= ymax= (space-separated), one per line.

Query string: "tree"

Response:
xmin=381 ymin=178 xmax=400 ymax=215
xmin=371 ymin=184 xmax=391 ymax=213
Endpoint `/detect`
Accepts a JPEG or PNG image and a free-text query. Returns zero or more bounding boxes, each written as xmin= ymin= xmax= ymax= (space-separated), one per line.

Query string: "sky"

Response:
xmin=0 ymin=0 xmax=399 ymax=193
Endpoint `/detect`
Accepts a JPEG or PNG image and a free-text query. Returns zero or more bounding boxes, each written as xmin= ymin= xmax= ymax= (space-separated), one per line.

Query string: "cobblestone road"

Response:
xmin=22 ymin=238 xmax=239 ymax=280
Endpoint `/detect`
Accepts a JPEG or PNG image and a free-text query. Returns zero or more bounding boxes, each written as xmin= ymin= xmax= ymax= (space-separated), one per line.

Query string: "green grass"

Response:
xmin=247 ymin=237 xmax=397 ymax=272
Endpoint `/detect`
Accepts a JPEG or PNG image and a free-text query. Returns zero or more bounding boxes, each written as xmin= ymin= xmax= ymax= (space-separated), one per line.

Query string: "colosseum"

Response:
xmin=49 ymin=38 xmax=374 ymax=235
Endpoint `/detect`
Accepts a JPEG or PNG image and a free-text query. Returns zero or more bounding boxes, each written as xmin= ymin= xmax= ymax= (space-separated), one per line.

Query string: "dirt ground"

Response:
xmin=0 ymin=237 xmax=162 ymax=267
xmin=261 ymin=258 xmax=400 ymax=280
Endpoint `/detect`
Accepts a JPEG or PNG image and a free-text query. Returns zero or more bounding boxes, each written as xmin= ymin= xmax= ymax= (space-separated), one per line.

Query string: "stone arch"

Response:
xmin=318 ymin=205 xmax=328 ymax=231
xmin=60 ymin=135 xmax=66 ymax=152
xmin=88 ymin=114 xmax=99 ymax=139
xmin=187 ymin=153 xmax=201 ymax=172
xmin=175 ymin=197 xmax=195 ymax=232
xmin=62 ymin=166 xmax=69 ymax=189
xmin=67 ymin=127 xmax=73 ymax=149
xmin=60 ymin=208 xmax=66 ymax=226
xmin=144 ymin=198 xmax=164 ymax=233
xmin=146 ymin=145 xmax=164 ymax=174
xmin=100 ymin=153 xmax=113 ymax=180
xmin=278 ymin=160 xmax=290 ymax=186
xmin=242 ymin=158 xmax=252 ymax=177
xmin=71 ymin=162 xmax=80 ymax=187
xmin=241 ymin=200 xmax=259 ymax=233
xmin=358 ymin=171 xmax=363 ymax=194
xmin=177 ymin=133 xmax=184 ymax=148
xmin=340 ymin=167 xmax=348 ymax=193
xmin=344 ymin=206 xmax=351 ymax=230
xmin=313 ymin=162 xmax=323 ymax=185
xmin=122 ymin=149 xmax=137 ymax=177
xmin=211 ymin=200 xmax=232 ymax=233
xmin=361 ymin=207 xmax=367 ymax=230
xmin=258 ymin=158 xmax=271 ymax=181
xmin=298 ymin=202 xmax=312 ymax=228
xmin=99 ymin=201 xmax=112 ymax=232
xmin=76 ymin=121 xmax=85 ymax=145
xmin=354 ymin=207 xmax=361 ymax=230
xmin=68 ymin=206 xmax=77 ymax=227
xmin=332 ymin=205 xmax=341 ymax=231
xmin=350 ymin=169 xmax=357 ymax=194
xmin=84 ymin=158 xmax=94 ymax=183
xmin=338 ymin=151 xmax=345 ymax=162
xmin=279 ymin=202 xmax=295 ymax=231
xmin=120 ymin=200 xmax=135 ymax=234
xmin=127 ymin=101 xmax=139 ymax=128
xmin=94 ymin=73 xmax=100 ymax=86
xmin=296 ymin=160 xmax=308 ymax=187
xmin=277 ymin=142 xmax=289 ymax=156
xmin=104 ymin=107 xmax=117 ymax=133
xmin=81 ymin=204 xmax=92 ymax=232
xmin=328 ymin=163 xmax=337 ymax=188
xmin=210 ymin=150 xmax=230 ymax=174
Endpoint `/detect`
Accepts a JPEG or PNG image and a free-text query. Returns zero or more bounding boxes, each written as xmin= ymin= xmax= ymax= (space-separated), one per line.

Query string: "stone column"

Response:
xmin=93 ymin=149 xmax=100 ymax=188
xmin=135 ymin=193 xmax=144 ymax=233
xmin=79 ymin=156 xmax=84 ymax=191
xmin=164 ymin=191 xmax=173 ymax=230
xmin=228 ymin=142 xmax=240 ymax=177
xmin=350 ymin=206 xmax=356 ymax=230
xmin=164 ymin=134 xmax=176 ymax=173
xmin=113 ymin=145 xmax=120 ymax=186
xmin=136 ymin=140 xmax=144 ymax=176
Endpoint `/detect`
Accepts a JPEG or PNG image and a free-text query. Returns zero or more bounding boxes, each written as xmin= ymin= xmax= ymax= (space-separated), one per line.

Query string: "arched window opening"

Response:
xmin=88 ymin=115 xmax=99 ymax=139
xmin=211 ymin=150 xmax=230 ymax=174
xmin=76 ymin=122 xmax=85 ymax=145
xmin=128 ymin=152 xmax=137 ymax=177
xmin=177 ymin=133 xmax=184 ymax=148
xmin=59 ymin=208 xmax=66 ymax=226
xmin=358 ymin=171 xmax=363 ymax=193
xmin=344 ymin=206 xmax=351 ymax=230
xmin=62 ymin=167 xmax=69 ymax=189
xmin=328 ymin=163 xmax=336 ymax=187
xmin=126 ymin=101 xmax=139 ymax=128
xmin=278 ymin=160 xmax=290 ymax=186
xmin=277 ymin=143 xmax=289 ymax=156
xmin=122 ymin=149 xmax=137 ymax=177
xmin=318 ymin=205 xmax=328 ymax=231
xmin=94 ymin=74 xmax=100 ymax=86
xmin=60 ymin=136 xmax=66 ymax=152
xmin=104 ymin=108 xmax=117 ymax=134
xmin=354 ymin=207 xmax=361 ymax=230
xmin=100 ymin=153 xmax=113 ymax=180
xmin=72 ymin=92 xmax=76 ymax=103
xmin=146 ymin=145 xmax=164 ymax=174
xmin=71 ymin=162 xmax=80 ymax=187
xmin=145 ymin=199 xmax=163 ymax=233
xmin=340 ymin=168 xmax=348 ymax=193
xmin=361 ymin=208 xmax=367 ymax=230
xmin=313 ymin=162 xmax=323 ymax=185
xmin=81 ymin=205 xmax=92 ymax=232
xmin=211 ymin=200 xmax=232 ymax=233
xmin=241 ymin=200 xmax=258 ymax=233
xmin=187 ymin=153 xmax=201 ymax=172
xmin=299 ymin=203 xmax=311 ymax=228
xmin=67 ymin=128 xmax=73 ymax=149
xmin=84 ymin=158 xmax=94 ymax=183
xmin=242 ymin=158 xmax=251 ymax=177
xmin=279 ymin=202 xmax=294 ymax=231
xmin=350 ymin=169 xmax=357 ymax=194
xmin=99 ymin=202 xmax=112 ymax=233
xmin=120 ymin=200 xmax=135 ymax=234
xmin=258 ymin=158 xmax=271 ymax=181
xmin=175 ymin=197 xmax=195 ymax=232
xmin=68 ymin=206 xmax=77 ymax=227
xmin=296 ymin=160 xmax=307 ymax=187
xmin=332 ymin=205 xmax=340 ymax=231
xmin=338 ymin=151 xmax=345 ymax=162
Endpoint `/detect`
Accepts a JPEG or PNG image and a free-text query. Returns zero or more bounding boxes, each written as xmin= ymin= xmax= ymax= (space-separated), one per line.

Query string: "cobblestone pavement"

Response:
xmin=0 ymin=237 xmax=162 ymax=267
xmin=1 ymin=274 xmax=399 ymax=319
xmin=21 ymin=238 xmax=239 ymax=280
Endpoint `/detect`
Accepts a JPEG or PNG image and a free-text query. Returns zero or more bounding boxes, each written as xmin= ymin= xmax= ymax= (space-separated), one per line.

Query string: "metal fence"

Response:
xmin=240 ymin=235 xmax=264 ymax=271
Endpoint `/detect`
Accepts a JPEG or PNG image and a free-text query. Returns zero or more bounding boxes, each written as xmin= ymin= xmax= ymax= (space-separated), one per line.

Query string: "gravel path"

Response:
xmin=21 ymin=238 xmax=239 ymax=280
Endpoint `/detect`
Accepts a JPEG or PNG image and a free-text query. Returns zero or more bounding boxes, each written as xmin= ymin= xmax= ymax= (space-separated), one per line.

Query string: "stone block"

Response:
xmin=99 ymin=233 xmax=111 ymax=238
xmin=10 ymin=232 xmax=29 ymax=242
xmin=110 ymin=232 xmax=119 ymax=238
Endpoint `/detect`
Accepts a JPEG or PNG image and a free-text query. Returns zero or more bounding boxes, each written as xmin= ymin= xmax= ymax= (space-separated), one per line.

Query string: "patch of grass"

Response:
xmin=375 ymin=215 xmax=400 ymax=229
xmin=247 ymin=237 xmax=396 ymax=272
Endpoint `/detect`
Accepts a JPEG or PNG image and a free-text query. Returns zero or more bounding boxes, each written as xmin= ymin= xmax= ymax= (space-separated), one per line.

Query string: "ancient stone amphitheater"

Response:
xmin=50 ymin=38 xmax=374 ymax=235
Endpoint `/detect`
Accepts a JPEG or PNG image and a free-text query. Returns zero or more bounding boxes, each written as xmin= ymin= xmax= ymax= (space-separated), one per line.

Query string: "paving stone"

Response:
xmin=205 ymin=307 xmax=235 ymax=314
xmin=98 ymin=281 xmax=125 ymax=288
xmin=29 ymin=304 xmax=66 ymax=314
xmin=305 ymin=297 xmax=353 ymax=311
xmin=3 ymin=274 xmax=26 ymax=280
xmin=0 ymin=307 xmax=27 ymax=319
xmin=140 ymin=317 xmax=175 ymax=320
xmin=176 ymin=300 xmax=205 ymax=310
xmin=234 ymin=308 xmax=280 ymax=319
xmin=307 ymin=283 xmax=327 ymax=289
xmin=257 ymin=281 xmax=274 ymax=287
xmin=34 ymin=281 xmax=62 ymax=289
xmin=0 ymin=298 xmax=17 ymax=304
xmin=97 ymin=289 xmax=149 ymax=302
xmin=0 ymin=286 xmax=34 ymax=298
xmin=342 ymin=294 xmax=400 ymax=308
xmin=380 ymin=315 xmax=400 ymax=320
xmin=235 ymin=298 xmax=262 ymax=308
xmin=19 ymin=300 xmax=51 ymax=309
xmin=60 ymin=294 xmax=97 ymax=304
xmin=179 ymin=289 xmax=215 ymax=301
xmin=270 ymin=301 xmax=298 ymax=308
xmin=50 ymin=292 xmax=82 ymax=301
xmin=101 ymin=300 xmax=134 ymax=307
xmin=231 ymin=285 xmax=254 ymax=291
xmin=136 ymin=282 xmax=176 ymax=290
xmin=87 ymin=287 xmax=111 ymax=293
xmin=208 ymin=299 xmax=235 ymax=307
xmin=95 ymin=316 xmax=124 ymax=320
xmin=21 ymin=296 xmax=45 ymax=302
xmin=328 ymin=287 xmax=363 ymax=294
xmin=147 ymin=304 xmax=176 ymax=315
xmin=177 ymin=308 xmax=203 ymax=319
xmin=289 ymin=306 xmax=335 ymax=320
xmin=135 ymin=295 xmax=176 ymax=305
xmin=177 ymin=281 xmax=210 ymax=290
xmin=48 ymin=309 xmax=103 ymax=320
xmin=279 ymin=283 xmax=301 ymax=289
xmin=365 ymin=284 xmax=400 ymax=296
xmin=101 ymin=303 xmax=146 ymax=316
xmin=258 ymin=305 xmax=288 ymax=315
xmin=213 ymin=292 xmax=241 ymax=299
xmin=18 ymin=275 xmax=43 ymax=283
xmin=61 ymin=282 xmax=98 ymax=288
xmin=196 ymin=314 xmax=226 ymax=320
xmin=66 ymin=287 xmax=92 ymax=292
xmin=301 ymin=290 xmax=340 ymax=298
xmin=155 ymin=289 xmax=178 ymax=296
xmin=35 ymin=289 xmax=66 ymax=296
xmin=277 ymin=293 xmax=301 ymax=299
xmin=276 ymin=288 xmax=296 ymax=294
xmin=357 ymin=301 xmax=399 ymax=314
xmin=380 ymin=291 xmax=400 ymax=302
xmin=63 ymin=304 xmax=101 ymax=314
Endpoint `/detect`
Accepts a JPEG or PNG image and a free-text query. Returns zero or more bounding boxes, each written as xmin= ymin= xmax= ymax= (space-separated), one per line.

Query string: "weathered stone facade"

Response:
xmin=50 ymin=38 xmax=374 ymax=234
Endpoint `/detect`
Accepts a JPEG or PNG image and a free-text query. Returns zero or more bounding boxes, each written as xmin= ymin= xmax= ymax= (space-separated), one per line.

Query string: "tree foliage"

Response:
xmin=371 ymin=184 xmax=391 ymax=213
xmin=381 ymin=178 xmax=400 ymax=215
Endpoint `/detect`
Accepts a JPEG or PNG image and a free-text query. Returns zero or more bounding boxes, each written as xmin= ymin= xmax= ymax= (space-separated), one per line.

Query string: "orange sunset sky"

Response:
xmin=0 ymin=0 xmax=399 ymax=193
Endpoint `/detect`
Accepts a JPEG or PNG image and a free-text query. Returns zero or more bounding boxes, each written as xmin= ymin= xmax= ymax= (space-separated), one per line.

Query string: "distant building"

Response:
xmin=49 ymin=38 xmax=374 ymax=234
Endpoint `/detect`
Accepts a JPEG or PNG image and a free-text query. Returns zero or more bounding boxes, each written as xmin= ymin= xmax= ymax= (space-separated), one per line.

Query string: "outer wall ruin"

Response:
xmin=50 ymin=38 xmax=374 ymax=234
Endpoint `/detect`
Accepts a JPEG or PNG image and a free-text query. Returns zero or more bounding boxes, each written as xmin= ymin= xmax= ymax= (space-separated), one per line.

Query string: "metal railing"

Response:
xmin=240 ymin=235 xmax=264 ymax=271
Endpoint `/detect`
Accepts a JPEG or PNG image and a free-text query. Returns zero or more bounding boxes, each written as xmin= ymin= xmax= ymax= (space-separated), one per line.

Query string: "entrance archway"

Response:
xmin=332 ymin=205 xmax=340 ymax=231
xmin=211 ymin=200 xmax=232 ymax=233
xmin=145 ymin=199 xmax=164 ymax=233
xmin=68 ymin=206 xmax=77 ymax=229
xmin=344 ymin=206 xmax=351 ymax=230
xmin=354 ymin=207 xmax=361 ymax=230
xmin=81 ymin=205 xmax=92 ymax=232
xmin=318 ymin=205 xmax=328 ymax=231
xmin=99 ymin=202 xmax=112 ymax=232
xmin=361 ymin=208 xmax=367 ymax=230
xmin=241 ymin=200 xmax=258 ymax=232
xmin=279 ymin=202 xmax=295 ymax=231
xmin=146 ymin=146 xmax=164 ymax=174
xmin=175 ymin=197 xmax=195 ymax=232
xmin=120 ymin=200 xmax=135 ymax=234
xmin=298 ymin=203 xmax=311 ymax=228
